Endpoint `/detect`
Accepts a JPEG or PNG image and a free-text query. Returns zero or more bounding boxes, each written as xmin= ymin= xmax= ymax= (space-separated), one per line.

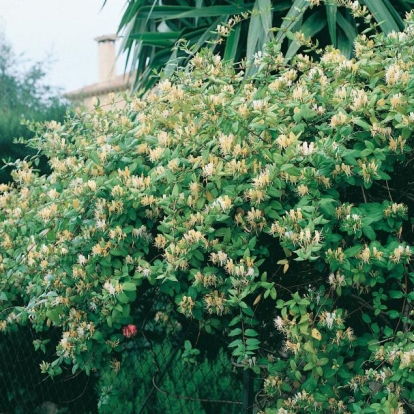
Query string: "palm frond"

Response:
xmin=113 ymin=0 xmax=410 ymax=94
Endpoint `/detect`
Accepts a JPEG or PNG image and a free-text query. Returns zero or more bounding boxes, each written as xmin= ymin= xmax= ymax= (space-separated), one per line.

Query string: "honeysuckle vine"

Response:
xmin=1 ymin=6 xmax=414 ymax=413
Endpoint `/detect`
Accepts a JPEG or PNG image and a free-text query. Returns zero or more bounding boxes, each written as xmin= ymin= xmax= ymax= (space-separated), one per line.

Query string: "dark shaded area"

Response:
xmin=0 ymin=327 xmax=97 ymax=414
xmin=96 ymin=288 xmax=247 ymax=414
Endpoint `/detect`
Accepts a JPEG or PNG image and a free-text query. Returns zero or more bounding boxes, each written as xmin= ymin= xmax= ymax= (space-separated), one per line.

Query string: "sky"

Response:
xmin=0 ymin=0 xmax=128 ymax=94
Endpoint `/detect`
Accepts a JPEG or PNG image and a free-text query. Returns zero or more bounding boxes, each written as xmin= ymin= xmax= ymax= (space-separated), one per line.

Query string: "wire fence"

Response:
xmin=0 ymin=289 xmax=264 ymax=414
xmin=0 ymin=326 xmax=97 ymax=414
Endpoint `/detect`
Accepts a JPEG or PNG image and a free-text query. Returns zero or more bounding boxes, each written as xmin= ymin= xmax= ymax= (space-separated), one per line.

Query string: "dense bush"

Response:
xmin=1 ymin=5 xmax=414 ymax=413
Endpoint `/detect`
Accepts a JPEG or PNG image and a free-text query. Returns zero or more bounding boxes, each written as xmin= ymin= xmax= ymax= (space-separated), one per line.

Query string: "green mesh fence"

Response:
xmin=0 ymin=291 xmax=261 ymax=413
xmin=0 ymin=327 xmax=96 ymax=413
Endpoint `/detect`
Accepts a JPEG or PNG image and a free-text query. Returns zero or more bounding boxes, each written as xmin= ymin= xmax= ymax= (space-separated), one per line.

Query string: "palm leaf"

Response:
xmin=223 ymin=24 xmax=241 ymax=62
xmin=275 ymin=0 xmax=309 ymax=44
xmin=336 ymin=10 xmax=357 ymax=58
xmin=336 ymin=9 xmax=357 ymax=59
xmin=325 ymin=3 xmax=337 ymax=47
xmin=336 ymin=10 xmax=357 ymax=43
xmin=112 ymin=0 xmax=409 ymax=93
xmin=381 ymin=0 xmax=406 ymax=30
xmin=246 ymin=0 xmax=274 ymax=76
xmin=361 ymin=0 xmax=402 ymax=33
xmin=285 ymin=11 xmax=327 ymax=60
xmin=129 ymin=4 xmax=253 ymax=20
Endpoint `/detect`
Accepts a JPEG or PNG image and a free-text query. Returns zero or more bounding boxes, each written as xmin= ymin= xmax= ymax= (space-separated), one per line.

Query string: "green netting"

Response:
xmin=0 ymin=293 xmax=256 ymax=414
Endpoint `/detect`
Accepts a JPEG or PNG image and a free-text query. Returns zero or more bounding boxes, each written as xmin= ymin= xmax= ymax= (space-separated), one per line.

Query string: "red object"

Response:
xmin=122 ymin=324 xmax=137 ymax=338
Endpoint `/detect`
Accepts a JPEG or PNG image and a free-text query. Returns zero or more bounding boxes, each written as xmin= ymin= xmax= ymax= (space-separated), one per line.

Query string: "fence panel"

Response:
xmin=0 ymin=328 xmax=97 ymax=413
xmin=1 ymin=289 xmax=263 ymax=413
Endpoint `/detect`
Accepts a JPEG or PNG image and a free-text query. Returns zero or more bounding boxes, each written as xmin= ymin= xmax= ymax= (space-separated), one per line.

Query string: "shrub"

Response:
xmin=1 ymin=7 xmax=414 ymax=413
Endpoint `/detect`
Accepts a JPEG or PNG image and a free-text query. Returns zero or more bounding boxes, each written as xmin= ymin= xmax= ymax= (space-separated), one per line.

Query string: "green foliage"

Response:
xmin=2 ymin=6 xmax=414 ymax=413
xmin=115 ymin=0 xmax=410 ymax=93
xmin=97 ymin=343 xmax=242 ymax=413
xmin=0 ymin=36 xmax=68 ymax=183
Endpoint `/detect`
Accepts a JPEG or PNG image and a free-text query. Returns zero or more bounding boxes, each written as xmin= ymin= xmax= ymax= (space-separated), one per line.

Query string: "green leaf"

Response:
xmin=229 ymin=328 xmax=242 ymax=336
xmin=371 ymin=323 xmax=380 ymax=334
xmin=275 ymin=0 xmax=309 ymax=44
xmin=132 ymin=4 xmax=253 ymax=20
xmin=117 ymin=291 xmax=130 ymax=304
xmin=303 ymin=362 xmax=314 ymax=371
xmin=295 ymin=370 xmax=302 ymax=381
xmin=92 ymin=331 xmax=104 ymax=341
xmin=229 ymin=315 xmax=242 ymax=326
xmin=246 ymin=337 xmax=260 ymax=346
xmin=46 ymin=309 xmax=60 ymax=324
xmin=353 ymin=118 xmax=371 ymax=131
xmin=89 ymin=151 xmax=101 ymax=165
xmin=326 ymin=3 xmax=337 ymax=47
xmin=223 ymin=24 xmax=241 ymax=62
xmin=314 ymin=392 xmax=328 ymax=402
xmin=362 ymin=0 xmax=402 ymax=33
xmin=129 ymin=31 xmax=183 ymax=41
xmin=361 ymin=313 xmax=371 ymax=323
xmin=362 ymin=226 xmax=376 ymax=241
xmin=246 ymin=0 xmax=274 ymax=75
xmin=192 ymin=249 xmax=204 ymax=261
xmin=337 ymin=11 xmax=357 ymax=44
xmin=122 ymin=282 xmax=137 ymax=291
xmin=389 ymin=290 xmax=404 ymax=299
xmin=336 ymin=10 xmax=358 ymax=59
xmin=345 ymin=245 xmax=362 ymax=257
xmin=285 ymin=11 xmax=327 ymax=60
xmin=228 ymin=338 xmax=243 ymax=348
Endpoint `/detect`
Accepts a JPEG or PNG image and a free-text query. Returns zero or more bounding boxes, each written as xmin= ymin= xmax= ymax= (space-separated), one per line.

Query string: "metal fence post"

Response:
xmin=242 ymin=368 xmax=254 ymax=414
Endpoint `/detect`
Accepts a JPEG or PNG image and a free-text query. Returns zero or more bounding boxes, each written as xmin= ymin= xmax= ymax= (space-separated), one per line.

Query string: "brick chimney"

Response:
xmin=95 ymin=34 xmax=118 ymax=83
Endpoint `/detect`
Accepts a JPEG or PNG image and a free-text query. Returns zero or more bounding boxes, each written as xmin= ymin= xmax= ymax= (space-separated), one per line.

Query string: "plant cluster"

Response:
xmin=1 ymin=6 xmax=414 ymax=413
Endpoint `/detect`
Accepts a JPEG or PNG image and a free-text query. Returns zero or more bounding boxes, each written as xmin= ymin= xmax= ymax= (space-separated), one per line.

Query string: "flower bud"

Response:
xmin=122 ymin=324 xmax=137 ymax=338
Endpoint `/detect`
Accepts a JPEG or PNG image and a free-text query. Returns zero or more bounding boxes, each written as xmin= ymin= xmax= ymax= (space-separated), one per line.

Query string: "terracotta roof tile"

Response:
xmin=65 ymin=74 xmax=133 ymax=100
